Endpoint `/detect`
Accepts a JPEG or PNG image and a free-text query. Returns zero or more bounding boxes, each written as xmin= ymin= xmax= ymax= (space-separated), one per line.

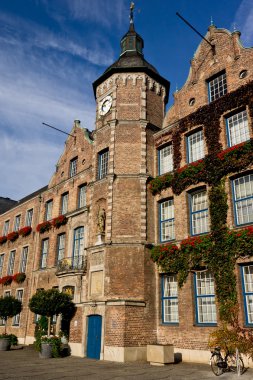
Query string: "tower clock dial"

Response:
xmin=99 ymin=95 xmax=112 ymax=116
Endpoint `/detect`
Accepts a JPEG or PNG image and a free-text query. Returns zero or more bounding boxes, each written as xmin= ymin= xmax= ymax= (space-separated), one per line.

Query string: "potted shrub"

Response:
xmin=36 ymin=221 xmax=52 ymax=234
xmin=0 ymin=296 xmax=22 ymax=350
xmin=18 ymin=226 xmax=32 ymax=237
xmin=0 ymin=275 xmax=13 ymax=286
xmin=0 ymin=236 xmax=7 ymax=245
xmin=29 ymin=289 xmax=75 ymax=358
xmin=51 ymin=215 xmax=67 ymax=229
xmin=7 ymin=231 xmax=19 ymax=242
xmin=13 ymin=273 xmax=26 ymax=284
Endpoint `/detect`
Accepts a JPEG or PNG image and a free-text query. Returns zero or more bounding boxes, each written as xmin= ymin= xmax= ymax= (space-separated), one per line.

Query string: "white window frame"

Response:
xmin=162 ymin=275 xmax=179 ymax=323
xmin=57 ymin=234 xmax=65 ymax=263
xmin=14 ymin=215 xmax=21 ymax=232
xmin=61 ymin=193 xmax=68 ymax=215
xmin=0 ymin=254 xmax=4 ymax=277
xmin=226 ymin=110 xmax=250 ymax=147
xmin=187 ymin=130 xmax=204 ymax=163
xmin=3 ymin=220 xmax=10 ymax=236
xmin=78 ymin=185 xmax=86 ymax=208
xmin=20 ymin=247 xmax=28 ymax=273
xmin=45 ymin=200 xmax=53 ymax=221
xmin=208 ymin=71 xmax=227 ymax=102
xmin=159 ymin=144 xmax=173 ymax=175
xmin=241 ymin=265 xmax=253 ymax=326
xmin=194 ymin=271 xmax=217 ymax=325
xmin=13 ymin=289 xmax=23 ymax=326
xmin=7 ymin=250 xmax=15 ymax=275
xmin=69 ymin=157 xmax=78 ymax=178
xmin=232 ymin=174 xmax=253 ymax=226
xmin=190 ymin=190 xmax=209 ymax=236
xmin=25 ymin=209 xmax=33 ymax=226
xmin=160 ymin=199 xmax=175 ymax=242
xmin=41 ymin=239 xmax=49 ymax=269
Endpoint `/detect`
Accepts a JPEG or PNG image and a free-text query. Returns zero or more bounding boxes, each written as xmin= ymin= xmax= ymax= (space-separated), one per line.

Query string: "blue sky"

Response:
xmin=0 ymin=0 xmax=252 ymax=201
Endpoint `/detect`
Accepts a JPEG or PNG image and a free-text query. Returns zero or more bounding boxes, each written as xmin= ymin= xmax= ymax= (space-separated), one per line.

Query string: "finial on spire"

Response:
xmin=210 ymin=16 xmax=214 ymax=26
xmin=233 ymin=22 xmax=237 ymax=32
xmin=130 ymin=2 xmax=135 ymax=24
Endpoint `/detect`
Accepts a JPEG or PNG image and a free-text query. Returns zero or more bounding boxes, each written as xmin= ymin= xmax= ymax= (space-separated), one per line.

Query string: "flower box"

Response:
xmin=13 ymin=273 xmax=26 ymax=284
xmin=19 ymin=226 xmax=32 ymax=237
xmin=7 ymin=232 xmax=19 ymax=242
xmin=0 ymin=275 xmax=13 ymax=286
xmin=51 ymin=215 xmax=67 ymax=229
xmin=0 ymin=236 xmax=7 ymax=245
xmin=36 ymin=221 xmax=52 ymax=234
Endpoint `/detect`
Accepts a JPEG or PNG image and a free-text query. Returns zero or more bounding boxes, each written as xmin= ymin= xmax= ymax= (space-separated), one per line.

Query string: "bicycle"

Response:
xmin=210 ymin=347 xmax=244 ymax=376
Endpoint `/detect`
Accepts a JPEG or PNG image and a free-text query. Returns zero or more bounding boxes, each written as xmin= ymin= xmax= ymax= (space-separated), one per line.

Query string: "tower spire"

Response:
xmin=130 ymin=2 xmax=134 ymax=24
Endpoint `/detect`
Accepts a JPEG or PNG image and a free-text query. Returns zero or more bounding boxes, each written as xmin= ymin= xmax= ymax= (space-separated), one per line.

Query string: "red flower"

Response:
xmin=18 ymin=226 xmax=32 ymax=237
xmin=0 ymin=275 xmax=13 ymax=286
xmin=217 ymin=142 xmax=246 ymax=160
xmin=51 ymin=215 xmax=67 ymax=228
xmin=0 ymin=236 xmax=7 ymax=245
xmin=7 ymin=231 xmax=19 ymax=242
xmin=36 ymin=221 xmax=52 ymax=233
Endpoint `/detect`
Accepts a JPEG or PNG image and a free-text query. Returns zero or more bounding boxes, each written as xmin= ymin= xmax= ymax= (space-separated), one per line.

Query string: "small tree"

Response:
xmin=29 ymin=289 xmax=75 ymax=337
xmin=0 ymin=296 xmax=22 ymax=334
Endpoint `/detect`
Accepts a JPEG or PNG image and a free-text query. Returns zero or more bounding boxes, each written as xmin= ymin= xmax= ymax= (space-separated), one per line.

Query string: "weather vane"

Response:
xmin=130 ymin=2 xmax=135 ymax=23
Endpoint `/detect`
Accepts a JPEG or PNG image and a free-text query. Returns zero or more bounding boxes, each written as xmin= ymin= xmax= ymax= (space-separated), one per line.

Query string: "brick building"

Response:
xmin=0 ymin=15 xmax=253 ymax=365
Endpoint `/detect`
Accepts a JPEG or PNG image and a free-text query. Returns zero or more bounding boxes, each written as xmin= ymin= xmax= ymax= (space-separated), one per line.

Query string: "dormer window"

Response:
xmin=207 ymin=71 xmax=227 ymax=102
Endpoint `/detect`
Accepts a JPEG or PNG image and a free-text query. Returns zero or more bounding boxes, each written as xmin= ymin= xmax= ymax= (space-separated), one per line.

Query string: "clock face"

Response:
xmin=99 ymin=95 xmax=112 ymax=116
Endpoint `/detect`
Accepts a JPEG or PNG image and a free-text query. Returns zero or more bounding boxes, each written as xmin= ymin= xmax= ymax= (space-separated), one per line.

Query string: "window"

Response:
xmin=160 ymin=200 xmax=175 ymax=242
xmin=187 ymin=130 xmax=204 ymax=163
xmin=3 ymin=220 xmax=10 ymax=236
xmin=159 ymin=145 xmax=173 ymax=175
xmin=69 ymin=157 xmax=78 ymax=178
xmin=190 ymin=190 xmax=209 ymax=235
xmin=14 ymin=215 xmax=21 ymax=232
xmin=98 ymin=149 xmax=109 ymax=180
xmin=194 ymin=271 xmax=217 ymax=324
xmin=4 ymin=291 xmax=11 ymax=297
xmin=13 ymin=290 xmax=23 ymax=326
xmin=226 ymin=110 xmax=250 ymax=147
xmin=61 ymin=193 xmax=68 ymax=215
xmin=45 ymin=200 xmax=53 ymax=221
xmin=241 ymin=265 xmax=253 ymax=325
xmin=7 ymin=250 xmax=15 ymax=275
xmin=56 ymin=234 xmax=65 ymax=263
xmin=208 ymin=71 xmax=227 ymax=102
xmin=232 ymin=174 xmax=253 ymax=226
xmin=20 ymin=247 xmax=28 ymax=273
xmin=78 ymin=185 xmax=86 ymax=208
xmin=0 ymin=254 xmax=4 ymax=277
xmin=25 ymin=209 xmax=33 ymax=226
xmin=162 ymin=275 xmax=179 ymax=323
xmin=41 ymin=239 xmax=49 ymax=269
xmin=73 ymin=227 xmax=84 ymax=268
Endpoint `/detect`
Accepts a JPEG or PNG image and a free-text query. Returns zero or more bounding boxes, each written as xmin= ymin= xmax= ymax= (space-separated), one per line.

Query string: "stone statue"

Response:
xmin=97 ymin=207 xmax=106 ymax=234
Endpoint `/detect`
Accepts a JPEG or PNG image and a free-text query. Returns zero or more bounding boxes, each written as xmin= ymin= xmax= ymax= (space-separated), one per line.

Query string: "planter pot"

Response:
xmin=40 ymin=343 xmax=53 ymax=359
xmin=147 ymin=344 xmax=174 ymax=366
xmin=0 ymin=338 xmax=11 ymax=351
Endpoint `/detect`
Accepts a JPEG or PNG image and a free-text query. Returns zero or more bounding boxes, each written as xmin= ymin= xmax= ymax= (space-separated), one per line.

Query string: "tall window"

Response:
xmin=73 ymin=227 xmax=84 ymax=268
xmin=25 ymin=209 xmax=33 ymax=226
xmin=232 ymin=174 xmax=253 ymax=226
xmin=3 ymin=220 xmax=9 ymax=236
xmin=7 ymin=250 xmax=15 ymax=275
xmin=194 ymin=271 xmax=217 ymax=324
xmin=69 ymin=157 xmax=78 ymax=178
xmin=78 ymin=185 xmax=86 ymax=208
xmin=0 ymin=254 xmax=4 ymax=277
xmin=190 ymin=190 xmax=209 ymax=235
xmin=57 ymin=234 xmax=65 ymax=263
xmin=241 ymin=265 xmax=253 ymax=325
xmin=14 ymin=215 xmax=21 ymax=232
xmin=227 ymin=110 xmax=250 ymax=147
xmin=45 ymin=200 xmax=53 ymax=221
xmin=208 ymin=71 xmax=227 ymax=102
xmin=13 ymin=290 xmax=23 ymax=326
xmin=41 ymin=239 xmax=49 ymax=269
xmin=159 ymin=145 xmax=173 ymax=175
xmin=98 ymin=149 xmax=109 ymax=180
xmin=162 ymin=275 xmax=179 ymax=323
xmin=61 ymin=193 xmax=69 ymax=215
xmin=20 ymin=247 xmax=28 ymax=273
xmin=187 ymin=130 xmax=204 ymax=163
xmin=160 ymin=199 xmax=175 ymax=242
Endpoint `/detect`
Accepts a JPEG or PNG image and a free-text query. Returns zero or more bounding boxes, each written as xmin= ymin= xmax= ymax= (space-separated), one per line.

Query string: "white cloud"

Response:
xmin=233 ymin=0 xmax=253 ymax=46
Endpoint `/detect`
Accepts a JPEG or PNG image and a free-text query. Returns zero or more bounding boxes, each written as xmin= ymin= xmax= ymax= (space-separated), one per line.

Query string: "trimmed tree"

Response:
xmin=0 ymin=296 xmax=22 ymax=334
xmin=29 ymin=289 xmax=75 ymax=336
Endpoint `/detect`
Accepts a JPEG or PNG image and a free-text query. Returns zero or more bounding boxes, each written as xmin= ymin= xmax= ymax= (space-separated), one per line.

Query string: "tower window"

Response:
xmin=98 ymin=149 xmax=109 ymax=180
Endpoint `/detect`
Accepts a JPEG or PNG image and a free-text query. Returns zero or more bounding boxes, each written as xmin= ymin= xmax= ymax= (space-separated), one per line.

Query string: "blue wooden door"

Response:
xmin=86 ymin=315 xmax=102 ymax=359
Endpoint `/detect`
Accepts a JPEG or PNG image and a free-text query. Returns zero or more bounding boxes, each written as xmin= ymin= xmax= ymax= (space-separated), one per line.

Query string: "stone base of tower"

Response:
xmin=104 ymin=346 xmax=147 ymax=362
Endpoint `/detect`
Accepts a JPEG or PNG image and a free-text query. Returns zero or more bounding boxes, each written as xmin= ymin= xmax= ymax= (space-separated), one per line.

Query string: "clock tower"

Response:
xmin=87 ymin=6 xmax=170 ymax=361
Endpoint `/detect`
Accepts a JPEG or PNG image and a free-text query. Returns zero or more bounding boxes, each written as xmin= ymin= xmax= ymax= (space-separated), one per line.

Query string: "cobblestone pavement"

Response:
xmin=0 ymin=348 xmax=253 ymax=380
